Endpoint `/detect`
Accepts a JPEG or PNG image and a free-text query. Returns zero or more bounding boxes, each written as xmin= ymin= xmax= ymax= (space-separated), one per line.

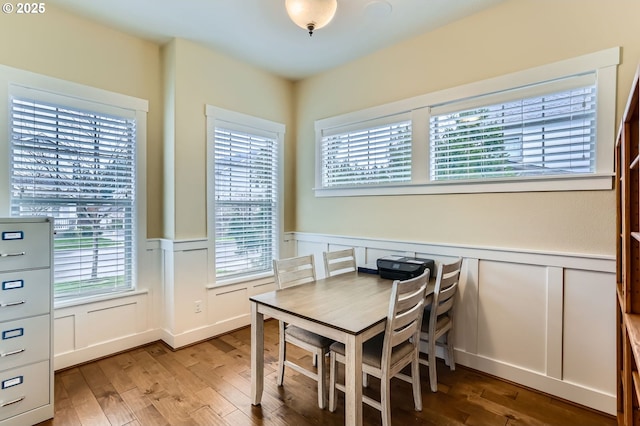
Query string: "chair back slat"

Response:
xmin=435 ymin=295 xmax=455 ymax=317
xmin=434 ymin=283 xmax=457 ymax=316
xmin=323 ymin=248 xmax=357 ymax=277
xmin=273 ymin=255 xmax=316 ymax=289
xmin=381 ymin=269 xmax=429 ymax=368
xmin=390 ymin=302 xmax=425 ymax=347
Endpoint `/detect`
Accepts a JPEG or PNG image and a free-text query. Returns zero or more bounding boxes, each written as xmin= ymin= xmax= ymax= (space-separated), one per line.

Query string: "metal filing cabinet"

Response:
xmin=0 ymin=218 xmax=53 ymax=425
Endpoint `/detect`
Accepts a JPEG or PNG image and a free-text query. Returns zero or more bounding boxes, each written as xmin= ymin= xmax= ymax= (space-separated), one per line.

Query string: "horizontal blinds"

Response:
xmin=10 ymin=96 xmax=136 ymax=300
xmin=321 ymin=118 xmax=412 ymax=188
xmin=214 ymin=127 xmax=278 ymax=280
xmin=430 ymin=83 xmax=597 ymax=181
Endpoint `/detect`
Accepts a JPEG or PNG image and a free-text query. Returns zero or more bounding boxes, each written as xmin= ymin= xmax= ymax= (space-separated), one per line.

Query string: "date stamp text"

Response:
xmin=2 ymin=2 xmax=46 ymax=14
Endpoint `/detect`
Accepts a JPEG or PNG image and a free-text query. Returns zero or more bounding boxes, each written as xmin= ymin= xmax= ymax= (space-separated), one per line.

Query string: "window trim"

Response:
xmin=314 ymin=47 xmax=619 ymax=197
xmin=205 ymin=105 xmax=284 ymax=286
xmin=0 ymin=64 xmax=148 ymax=303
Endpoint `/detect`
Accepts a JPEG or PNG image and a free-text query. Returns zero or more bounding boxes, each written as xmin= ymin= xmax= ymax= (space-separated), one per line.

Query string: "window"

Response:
xmin=9 ymin=93 xmax=139 ymax=301
xmin=314 ymin=47 xmax=619 ymax=196
xmin=430 ymin=74 xmax=596 ymax=181
xmin=206 ymin=106 xmax=283 ymax=284
xmin=320 ymin=114 xmax=412 ymax=188
xmin=0 ymin=68 xmax=148 ymax=304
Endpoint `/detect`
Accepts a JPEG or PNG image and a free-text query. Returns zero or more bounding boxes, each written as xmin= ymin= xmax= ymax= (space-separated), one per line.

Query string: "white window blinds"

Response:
xmin=429 ymin=74 xmax=597 ymax=181
xmin=213 ymin=126 xmax=278 ymax=280
xmin=320 ymin=115 xmax=412 ymax=188
xmin=10 ymin=96 xmax=136 ymax=300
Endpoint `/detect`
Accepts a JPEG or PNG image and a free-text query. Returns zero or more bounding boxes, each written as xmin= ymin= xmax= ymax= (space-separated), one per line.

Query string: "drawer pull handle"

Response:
xmin=1 ymin=396 xmax=24 ymax=407
xmin=0 ymin=301 xmax=25 ymax=308
xmin=0 ymin=252 xmax=25 ymax=258
xmin=0 ymin=349 xmax=24 ymax=357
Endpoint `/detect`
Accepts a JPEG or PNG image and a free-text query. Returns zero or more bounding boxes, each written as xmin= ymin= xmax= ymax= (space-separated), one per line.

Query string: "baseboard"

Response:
xmin=160 ymin=314 xmax=251 ymax=349
xmin=454 ymin=349 xmax=615 ymax=415
xmin=54 ymin=329 xmax=161 ymax=371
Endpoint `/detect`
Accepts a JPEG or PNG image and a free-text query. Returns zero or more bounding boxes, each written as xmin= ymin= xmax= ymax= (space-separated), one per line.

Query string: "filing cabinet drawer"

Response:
xmin=0 ymin=221 xmax=51 ymax=272
xmin=0 ymin=270 xmax=50 ymax=323
xmin=0 ymin=315 xmax=49 ymax=372
xmin=0 ymin=360 xmax=49 ymax=422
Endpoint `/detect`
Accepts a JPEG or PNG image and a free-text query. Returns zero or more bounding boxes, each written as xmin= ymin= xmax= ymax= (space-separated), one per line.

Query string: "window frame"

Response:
xmin=0 ymin=64 xmax=148 ymax=304
xmin=206 ymin=105 xmax=284 ymax=286
xmin=314 ymin=47 xmax=619 ymax=197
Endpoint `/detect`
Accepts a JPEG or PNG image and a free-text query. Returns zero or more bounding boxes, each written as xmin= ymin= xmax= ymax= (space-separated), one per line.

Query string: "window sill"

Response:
xmin=314 ymin=173 xmax=614 ymax=197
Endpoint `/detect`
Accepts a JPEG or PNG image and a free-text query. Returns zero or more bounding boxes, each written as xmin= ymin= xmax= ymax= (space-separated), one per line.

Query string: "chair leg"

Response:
xmin=428 ymin=337 xmax=437 ymax=392
xmin=411 ymin=356 xmax=423 ymax=411
xmin=328 ymin=352 xmax=337 ymax=412
xmin=380 ymin=376 xmax=392 ymax=426
xmin=277 ymin=321 xmax=286 ymax=386
xmin=446 ymin=333 xmax=456 ymax=371
xmin=317 ymin=349 xmax=327 ymax=409
xmin=441 ymin=338 xmax=449 ymax=367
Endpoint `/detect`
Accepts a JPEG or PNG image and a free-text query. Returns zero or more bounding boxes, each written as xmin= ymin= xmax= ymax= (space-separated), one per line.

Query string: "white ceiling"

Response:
xmin=46 ymin=0 xmax=507 ymax=80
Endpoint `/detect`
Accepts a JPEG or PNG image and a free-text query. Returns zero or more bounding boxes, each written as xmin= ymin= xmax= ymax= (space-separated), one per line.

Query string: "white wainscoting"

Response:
xmin=53 ymin=239 xmax=164 ymax=370
xmin=293 ymin=232 xmax=616 ymax=415
xmin=158 ymin=234 xmax=296 ymax=349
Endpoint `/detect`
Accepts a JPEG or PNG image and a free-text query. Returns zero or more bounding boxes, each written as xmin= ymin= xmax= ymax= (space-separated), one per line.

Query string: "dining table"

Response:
xmin=250 ymin=270 xmax=434 ymax=426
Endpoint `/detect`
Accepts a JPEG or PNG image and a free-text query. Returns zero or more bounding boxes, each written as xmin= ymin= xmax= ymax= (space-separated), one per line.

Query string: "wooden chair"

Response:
xmin=273 ymin=254 xmax=333 ymax=408
xmin=419 ymin=257 xmax=463 ymax=392
xmin=323 ymin=247 xmax=357 ymax=277
xmin=328 ymin=269 xmax=429 ymax=426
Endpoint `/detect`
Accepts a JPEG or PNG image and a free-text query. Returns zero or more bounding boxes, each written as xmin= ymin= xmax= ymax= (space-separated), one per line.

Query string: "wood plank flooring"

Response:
xmin=37 ymin=320 xmax=615 ymax=425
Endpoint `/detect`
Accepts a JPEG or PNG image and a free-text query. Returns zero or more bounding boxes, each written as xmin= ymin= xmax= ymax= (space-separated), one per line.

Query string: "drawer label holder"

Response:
xmin=1 ymin=376 xmax=22 ymax=389
xmin=1 ymin=231 xmax=23 ymax=241
xmin=1 ymin=280 xmax=23 ymax=291
xmin=1 ymin=328 xmax=23 ymax=340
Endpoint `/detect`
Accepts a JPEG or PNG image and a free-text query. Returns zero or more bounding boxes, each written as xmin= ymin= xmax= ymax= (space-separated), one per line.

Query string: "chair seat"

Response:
xmin=286 ymin=325 xmax=333 ymax=348
xmin=329 ymin=333 xmax=415 ymax=369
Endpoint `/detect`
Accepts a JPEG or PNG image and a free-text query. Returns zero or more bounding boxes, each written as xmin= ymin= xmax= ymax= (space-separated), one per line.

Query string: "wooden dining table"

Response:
xmin=250 ymin=270 xmax=434 ymax=426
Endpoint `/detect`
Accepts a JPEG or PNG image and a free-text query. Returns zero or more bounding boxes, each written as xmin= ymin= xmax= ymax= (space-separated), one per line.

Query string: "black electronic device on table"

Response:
xmin=376 ymin=256 xmax=435 ymax=280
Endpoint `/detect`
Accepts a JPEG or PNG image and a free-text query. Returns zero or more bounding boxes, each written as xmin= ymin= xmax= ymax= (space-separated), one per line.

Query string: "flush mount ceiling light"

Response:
xmin=285 ymin=0 xmax=338 ymax=36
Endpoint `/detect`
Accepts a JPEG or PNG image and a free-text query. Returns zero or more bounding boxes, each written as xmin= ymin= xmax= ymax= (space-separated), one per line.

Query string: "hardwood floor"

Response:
xmin=37 ymin=320 xmax=615 ymax=425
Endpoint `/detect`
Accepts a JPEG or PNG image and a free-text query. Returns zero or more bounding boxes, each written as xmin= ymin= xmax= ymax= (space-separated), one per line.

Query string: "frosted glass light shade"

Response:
xmin=285 ymin=0 xmax=338 ymax=35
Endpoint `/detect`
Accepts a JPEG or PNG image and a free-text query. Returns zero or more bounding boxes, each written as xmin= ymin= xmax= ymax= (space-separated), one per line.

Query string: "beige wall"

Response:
xmin=161 ymin=41 xmax=177 ymax=241
xmin=165 ymin=38 xmax=295 ymax=240
xmin=0 ymin=4 xmax=165 ymax=237
xmin=294 ymin=0 xmax=640 ymax=255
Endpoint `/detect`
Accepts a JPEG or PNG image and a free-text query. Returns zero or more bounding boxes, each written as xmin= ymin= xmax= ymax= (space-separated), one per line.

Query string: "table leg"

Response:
xmin=344 ymin=333 xmax=363 ymax=426
xmin=251 ymin=301 xmax=264 ymax=405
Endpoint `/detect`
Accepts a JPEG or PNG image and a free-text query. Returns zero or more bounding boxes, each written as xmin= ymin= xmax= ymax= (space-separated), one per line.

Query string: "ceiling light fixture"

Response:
xmin=285 ymin=0 xmax=338 ymax=37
